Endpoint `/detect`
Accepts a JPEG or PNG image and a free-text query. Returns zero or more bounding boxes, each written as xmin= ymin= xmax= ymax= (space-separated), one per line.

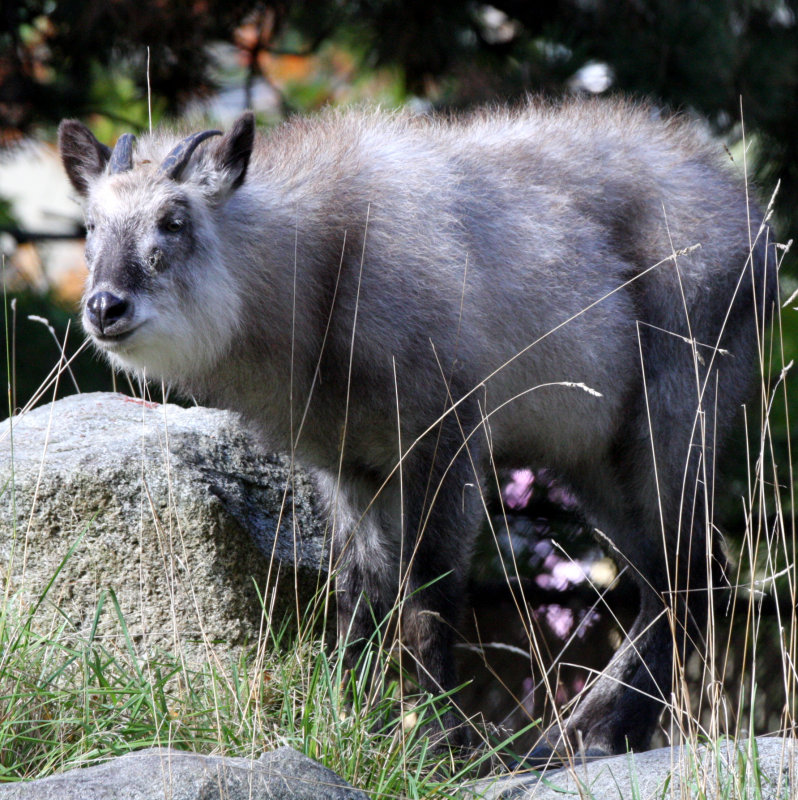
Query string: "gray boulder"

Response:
xmin=0 ymin=392 xmax=327 ymax=658
xmin=0 ymin=746 xmax=369 ymax=800
xmin=470 ymin=736 xmax=796 ymax=799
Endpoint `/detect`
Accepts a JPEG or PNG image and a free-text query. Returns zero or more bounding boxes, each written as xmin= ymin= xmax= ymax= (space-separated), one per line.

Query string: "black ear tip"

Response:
xmin=219 ymin=112 xmax=256 ymax=191
xmin=230 ymin=111 xmax=256 ymax=150
xmin=58 ymin=119 xmax=86 ymax=143
xmin=234 ymin=111 xmax=256 ymax=138
xmin=57 ymin=119 xmax=111 ymax=196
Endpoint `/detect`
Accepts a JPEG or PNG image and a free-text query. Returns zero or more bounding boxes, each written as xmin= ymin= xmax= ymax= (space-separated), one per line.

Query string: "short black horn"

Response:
xmin=158 ymin=129 xmax=222 ymax=181
xmin=109 ymin=133 xmax=136 ymax=174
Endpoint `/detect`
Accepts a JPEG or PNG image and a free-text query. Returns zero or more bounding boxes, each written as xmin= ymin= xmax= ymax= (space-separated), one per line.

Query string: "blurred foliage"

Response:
xmin=1 ymin=0 xmax=254 ymax=135
xmin=0 ymin=199 xmax=14 ymax=229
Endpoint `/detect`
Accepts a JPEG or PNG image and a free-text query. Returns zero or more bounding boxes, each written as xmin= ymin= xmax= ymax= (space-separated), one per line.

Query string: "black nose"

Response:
xmin=86 ymin=291 xmax=129 ymax=333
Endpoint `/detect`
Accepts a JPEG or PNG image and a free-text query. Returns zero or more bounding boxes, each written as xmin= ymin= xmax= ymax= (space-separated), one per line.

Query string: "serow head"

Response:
xmin=57 ymin=113 xmax=255 ymax=382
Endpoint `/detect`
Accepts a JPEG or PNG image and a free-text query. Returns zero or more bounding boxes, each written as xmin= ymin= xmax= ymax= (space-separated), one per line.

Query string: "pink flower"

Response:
xmin=502 ymin=468 xmax=535 ymax=510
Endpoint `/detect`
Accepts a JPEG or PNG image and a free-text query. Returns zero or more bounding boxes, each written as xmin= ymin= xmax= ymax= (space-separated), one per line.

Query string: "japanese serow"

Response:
xmin=58 ymin=100 xmax=776 ymax=758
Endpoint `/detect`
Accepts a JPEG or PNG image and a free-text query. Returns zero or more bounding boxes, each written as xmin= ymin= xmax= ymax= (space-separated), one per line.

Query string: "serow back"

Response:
xmin=59 ymin=98 xmax=778 ymax=759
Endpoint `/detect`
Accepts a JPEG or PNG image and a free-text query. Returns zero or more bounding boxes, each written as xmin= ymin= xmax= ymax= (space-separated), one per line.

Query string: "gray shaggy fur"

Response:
xmin=59 ymin=99 xmax=777 ymax=757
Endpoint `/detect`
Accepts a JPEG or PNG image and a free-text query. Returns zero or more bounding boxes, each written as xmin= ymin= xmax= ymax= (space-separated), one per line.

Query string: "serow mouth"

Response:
xmin=91 ymin=327 xmax=137 ymax=347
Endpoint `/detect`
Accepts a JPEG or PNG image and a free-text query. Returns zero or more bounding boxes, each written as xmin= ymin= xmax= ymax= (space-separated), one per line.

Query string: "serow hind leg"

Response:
xmin=527 ymin=461 xmax=715 ymax=764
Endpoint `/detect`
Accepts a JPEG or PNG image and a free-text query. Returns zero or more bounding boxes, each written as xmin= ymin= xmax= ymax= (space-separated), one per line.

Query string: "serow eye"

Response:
xmin=164 ymin=218 xmax=184 ymax=233
xmin=85 ymin=220 xmax=95 ymax=234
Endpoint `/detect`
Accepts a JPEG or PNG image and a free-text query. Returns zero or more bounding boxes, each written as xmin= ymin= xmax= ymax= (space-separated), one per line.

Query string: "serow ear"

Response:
xmin=58 ymin=120 xmax=111 ymax=197
xmin=214 ymin=111 xmax=255 ymax=193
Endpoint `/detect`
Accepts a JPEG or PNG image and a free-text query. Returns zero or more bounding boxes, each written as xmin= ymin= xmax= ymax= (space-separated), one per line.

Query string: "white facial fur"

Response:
xmin=82 ymin=170 xmax=243 ymax=385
